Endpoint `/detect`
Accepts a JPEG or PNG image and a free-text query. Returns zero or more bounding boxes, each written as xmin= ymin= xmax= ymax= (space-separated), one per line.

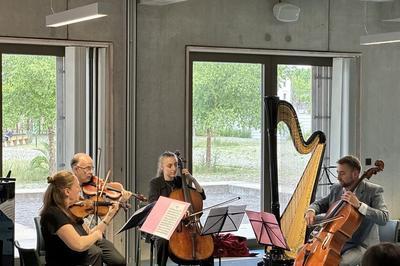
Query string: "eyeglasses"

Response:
xmin=76 ymin=165 xmax=94 ymax=172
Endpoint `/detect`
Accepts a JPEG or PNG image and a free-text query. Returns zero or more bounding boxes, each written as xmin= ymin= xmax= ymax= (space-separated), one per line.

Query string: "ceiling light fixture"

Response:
xmin=139 ymin=0 xmax=187 ymax=5
xmin=360 ymin=31 xmax=400 ymax=45
xmin=46 ymin=2 xmax=108 ymax=27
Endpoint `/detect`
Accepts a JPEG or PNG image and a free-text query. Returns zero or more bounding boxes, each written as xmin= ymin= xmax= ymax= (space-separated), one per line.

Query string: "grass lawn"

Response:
xmin=193 ymin=135 xmax=311 ymax=191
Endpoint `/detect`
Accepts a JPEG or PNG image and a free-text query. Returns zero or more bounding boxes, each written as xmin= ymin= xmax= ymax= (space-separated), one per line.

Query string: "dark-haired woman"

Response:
xmin=40 ymin=170 xmax=119 ymax=266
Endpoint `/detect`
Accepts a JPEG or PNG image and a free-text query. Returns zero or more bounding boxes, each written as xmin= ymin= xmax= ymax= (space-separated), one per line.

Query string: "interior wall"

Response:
xmin=137 ymin=0 xmax=400 ymax=218
xmin=0 ymin=0 xmax=128 ymax=252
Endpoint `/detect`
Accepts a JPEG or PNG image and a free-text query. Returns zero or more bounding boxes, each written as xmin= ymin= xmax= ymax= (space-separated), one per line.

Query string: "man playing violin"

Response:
xmin=71 ymin=153 xmax=131 ymax=266
xmin=304 ymin=155 xmax=389 ymax=266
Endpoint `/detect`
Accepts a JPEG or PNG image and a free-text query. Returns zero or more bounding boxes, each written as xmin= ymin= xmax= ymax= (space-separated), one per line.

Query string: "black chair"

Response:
xmin=379 ymin=219 xmax=399 ymax=243
xmin=34 ymin=216 xmax=46 ymax=265
xmin=14 ymin=240 xmax=41 ymax=266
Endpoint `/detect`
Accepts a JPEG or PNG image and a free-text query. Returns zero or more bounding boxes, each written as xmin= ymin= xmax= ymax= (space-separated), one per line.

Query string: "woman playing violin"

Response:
xmin=71 ymin=153 xmax=128 ymax=266
xmin=148 ymin=151 xmax=213 ymax=266
xmin=40 ymin=170 xmax=119 ymax=266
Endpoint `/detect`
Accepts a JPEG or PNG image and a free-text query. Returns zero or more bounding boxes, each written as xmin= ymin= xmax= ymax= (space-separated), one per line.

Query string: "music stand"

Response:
xmin=246 ymin=210 xmax=291 ymax=266
xmin=116 ymin=201 xmax=155 ymax=234
xmin=116 ymin=201 xmax=156 ymax=266
xmin=201 ymin=205 xmax=246 ymax=266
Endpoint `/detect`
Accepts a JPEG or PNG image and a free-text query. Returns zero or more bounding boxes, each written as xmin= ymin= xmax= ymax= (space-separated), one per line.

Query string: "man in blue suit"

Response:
xmin=304 ymin=155 xmax=389 ymax=266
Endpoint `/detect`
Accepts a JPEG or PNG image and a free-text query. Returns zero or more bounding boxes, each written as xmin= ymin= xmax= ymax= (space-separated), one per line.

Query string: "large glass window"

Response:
xmin=192 ymin=61 xmax=262 ymax=237
xmin=2 ymin=54 xmax=57 ymax=247
xmin=276 ymin=64 xmax=313 ymax=213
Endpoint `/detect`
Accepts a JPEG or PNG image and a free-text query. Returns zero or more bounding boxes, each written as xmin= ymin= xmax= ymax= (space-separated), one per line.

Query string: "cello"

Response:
xmin=294 ymin=160 xmax=384 ymax=266
xmin=168 ymin=152 xmax=214 ymax=264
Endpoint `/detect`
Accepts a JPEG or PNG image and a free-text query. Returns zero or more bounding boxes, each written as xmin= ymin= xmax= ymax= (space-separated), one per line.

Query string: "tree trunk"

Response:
xmin=48 ymin=126 xmax=56 ymax=175
xmin=206 ymin=128 xmax=212 ymax=168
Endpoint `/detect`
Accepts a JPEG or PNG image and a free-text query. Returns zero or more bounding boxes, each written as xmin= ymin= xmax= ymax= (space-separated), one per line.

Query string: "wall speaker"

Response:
xmin=273 ymin=3 xmax=300 ymax=23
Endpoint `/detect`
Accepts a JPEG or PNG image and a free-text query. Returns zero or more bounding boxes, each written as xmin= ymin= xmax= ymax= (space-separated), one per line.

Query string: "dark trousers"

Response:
xmin=88 ymin=238 xmax=126 ymax=266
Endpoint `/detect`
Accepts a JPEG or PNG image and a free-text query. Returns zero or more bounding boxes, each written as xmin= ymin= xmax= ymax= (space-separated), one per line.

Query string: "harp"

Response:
xmin=265 ymin=96 xmax=326 ymax=258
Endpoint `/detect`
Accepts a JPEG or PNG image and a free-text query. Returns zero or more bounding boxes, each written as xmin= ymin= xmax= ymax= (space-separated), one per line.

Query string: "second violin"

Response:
xmin=82 ymin=174 xmax=147 ymax=202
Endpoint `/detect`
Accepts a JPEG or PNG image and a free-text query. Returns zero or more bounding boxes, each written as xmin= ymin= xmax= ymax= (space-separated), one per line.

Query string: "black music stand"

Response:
xmin=246 ymin=210 xmax=291 ymax=266
xmin=116 ymin=201 xmax=156 ymax=266
xmin=116 ymin=201 xmax=155 ymax=234
xmin=201 ymin=205 xmax=246 ymax=266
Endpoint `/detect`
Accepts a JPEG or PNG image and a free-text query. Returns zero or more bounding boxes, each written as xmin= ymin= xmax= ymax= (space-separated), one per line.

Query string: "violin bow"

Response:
xmin=99 ymin=169 xmax=112 ymax=198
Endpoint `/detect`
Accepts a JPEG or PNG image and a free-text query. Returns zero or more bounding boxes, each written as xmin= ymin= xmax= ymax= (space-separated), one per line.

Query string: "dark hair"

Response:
xmin=156 ymin=151 xmax=177 ymax=176
xmin=361 ymin=242 xmax=400 ymax=266
xmin=337 ymin=155 xmax=361 ymax=172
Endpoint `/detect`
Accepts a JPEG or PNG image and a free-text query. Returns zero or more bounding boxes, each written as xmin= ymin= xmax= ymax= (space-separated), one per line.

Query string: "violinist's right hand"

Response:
xmin=304 ymin=210 xmax=316 ymax=226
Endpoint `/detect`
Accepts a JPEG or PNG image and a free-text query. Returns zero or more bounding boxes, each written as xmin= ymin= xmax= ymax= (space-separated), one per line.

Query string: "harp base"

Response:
xmin=257 ymin=249 xmax=294 ymax=266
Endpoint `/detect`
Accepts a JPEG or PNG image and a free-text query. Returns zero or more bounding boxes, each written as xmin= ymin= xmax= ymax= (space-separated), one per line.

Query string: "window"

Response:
xmin=2 ymin=53 xmax=59 ymax=249
xmin=0 ymin=43 xmax=110 ymax=256
xmin=187 ymin=48 xmax=346 ymax=241
xmin=192 ymin=61 xmax=262 ymax=237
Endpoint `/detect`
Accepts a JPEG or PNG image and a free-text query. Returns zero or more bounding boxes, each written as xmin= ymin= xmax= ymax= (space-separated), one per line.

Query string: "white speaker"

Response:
xmin=273 ymin=3 xmax=300 ymax=23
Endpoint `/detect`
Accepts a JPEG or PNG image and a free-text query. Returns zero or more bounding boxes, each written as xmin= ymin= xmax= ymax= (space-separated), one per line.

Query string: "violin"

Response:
xmin=168 ymin=151 xmax=214 ymax=263
xmin=294 ymin=160 xmax=384 ymax=266
xmin=82 ymin=175 xmax=147 ymax=202
xmin=69 ymin=195 xmax=113 ymax=218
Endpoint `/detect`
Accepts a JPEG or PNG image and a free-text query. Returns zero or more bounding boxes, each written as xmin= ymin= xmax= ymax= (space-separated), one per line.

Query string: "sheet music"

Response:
xmin=140 ymin=196 xmax=190 ymax=240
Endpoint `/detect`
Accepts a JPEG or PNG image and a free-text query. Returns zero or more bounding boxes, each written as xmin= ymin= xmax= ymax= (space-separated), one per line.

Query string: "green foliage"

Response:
xmin=193 ymin=62 xmax=262 ymax=136
xmin=3 ymin=159 xmax=48 ymax=188
xmin=278 ymin=65 xmax=312 ymax=111
xmin=196 ymin=128 xmax=252 ymax=138
xmin=30 ymin=142 xmax=50 ymax=172
xmin=2 ymin=54 xmax=56 ymax=130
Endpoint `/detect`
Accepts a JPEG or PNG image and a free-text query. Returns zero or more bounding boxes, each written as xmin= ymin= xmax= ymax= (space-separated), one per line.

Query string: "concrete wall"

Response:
xmin=137 ymin=0 xmax=400 ymax=218
xmin=0 ymin=0 xmax=128 ymax=251
xmin=1 ymin=0 xmax=400 ymax=260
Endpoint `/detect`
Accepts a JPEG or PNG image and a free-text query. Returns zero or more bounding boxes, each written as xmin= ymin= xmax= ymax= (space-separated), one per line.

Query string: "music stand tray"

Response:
xmin=201 ymin=205 xmax=246 ymax=266
xmin=246 ymin=210 xmax=289 ymax=250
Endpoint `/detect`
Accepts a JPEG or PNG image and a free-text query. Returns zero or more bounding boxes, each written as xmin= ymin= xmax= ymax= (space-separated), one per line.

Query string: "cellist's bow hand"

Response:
xmin=341 ymin=191 xmax=361 ymax=208
xmin=304 ymin=210 xmax=316 ymax=226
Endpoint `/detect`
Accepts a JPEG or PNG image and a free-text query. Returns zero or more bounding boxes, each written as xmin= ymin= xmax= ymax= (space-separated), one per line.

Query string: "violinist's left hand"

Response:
xmin=120 ymin=189 xmax=132 ymax=203
xmin=341 ymin=191 xmax=361 ymax=208
xmin=104 ymin=201 xmax=120 ymax=222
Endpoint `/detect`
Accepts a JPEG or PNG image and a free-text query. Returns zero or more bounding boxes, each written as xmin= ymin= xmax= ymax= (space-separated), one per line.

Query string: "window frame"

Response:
xmin=185 ymin=46 xmax=341 ymax=213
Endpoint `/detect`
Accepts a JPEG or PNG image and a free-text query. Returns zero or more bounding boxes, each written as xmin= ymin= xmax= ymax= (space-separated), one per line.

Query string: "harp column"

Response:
xmin=264 ymin=96 xmax=281 ymax=223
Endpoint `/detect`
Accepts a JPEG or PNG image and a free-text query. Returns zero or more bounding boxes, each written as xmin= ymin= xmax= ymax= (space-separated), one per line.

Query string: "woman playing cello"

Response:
xmin=148 ymin=151 xmax=214 ymax=266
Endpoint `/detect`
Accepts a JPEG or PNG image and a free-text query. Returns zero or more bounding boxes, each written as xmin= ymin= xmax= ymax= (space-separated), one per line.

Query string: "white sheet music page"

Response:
xmin=140 ymin=196 xmax=190 ymax=240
